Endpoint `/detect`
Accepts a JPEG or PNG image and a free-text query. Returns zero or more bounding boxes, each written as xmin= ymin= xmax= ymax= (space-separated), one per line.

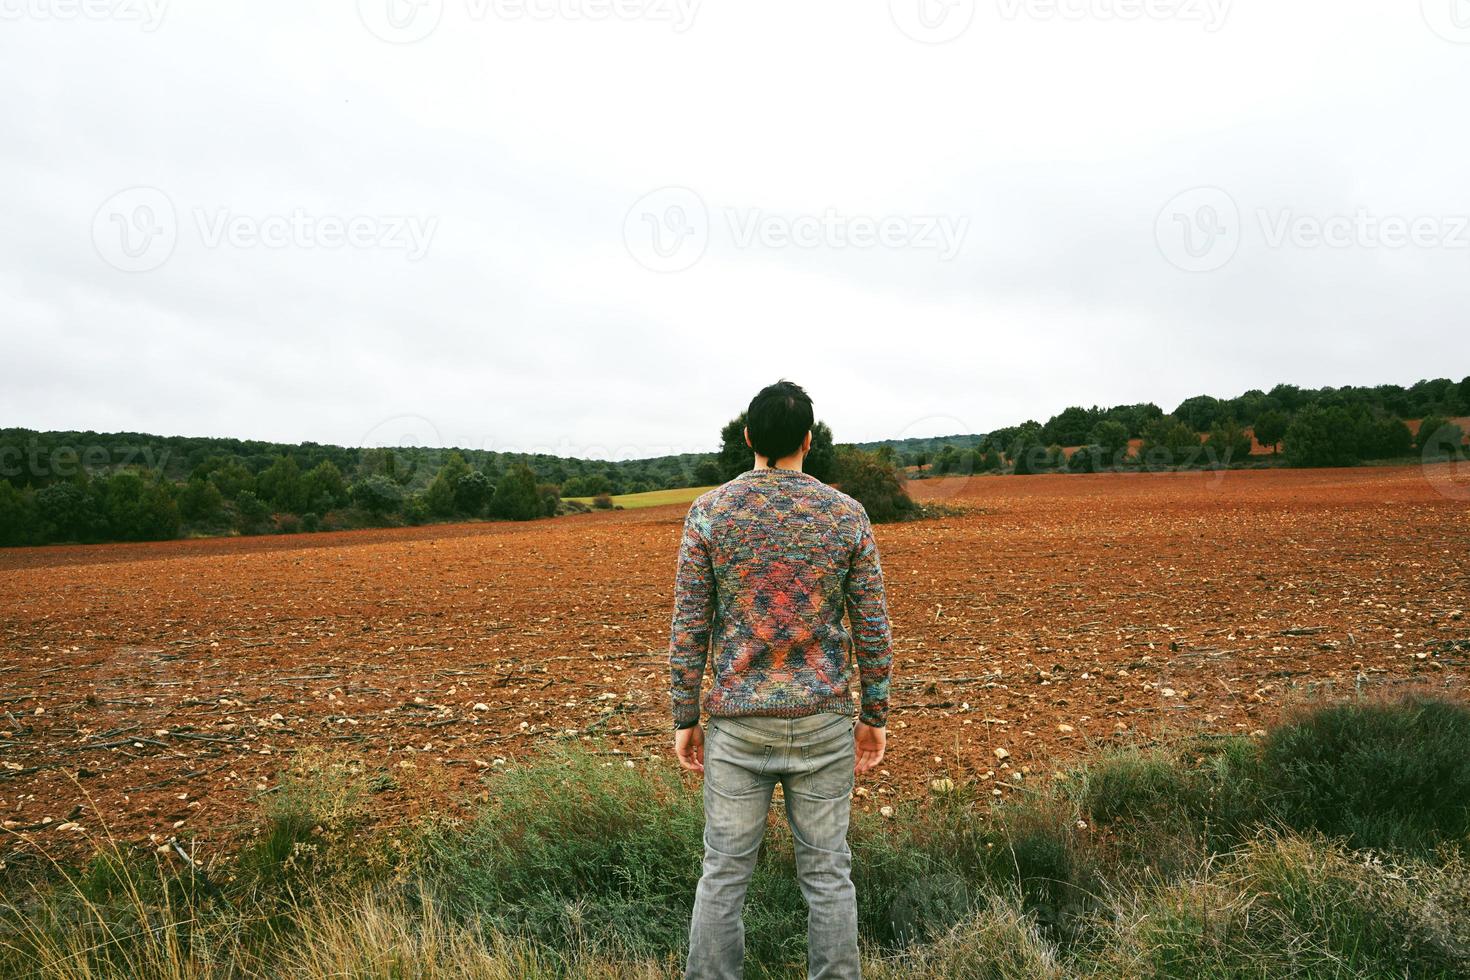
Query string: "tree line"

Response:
xmin=879 ymin=376 xmax=1469 ymax=476
xmin=2 ymin=375 xmax=1465 ymax=546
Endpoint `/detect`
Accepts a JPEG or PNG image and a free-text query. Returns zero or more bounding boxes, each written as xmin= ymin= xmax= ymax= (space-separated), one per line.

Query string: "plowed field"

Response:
xmin=4 ymin=464 xmax=1468 ymax=861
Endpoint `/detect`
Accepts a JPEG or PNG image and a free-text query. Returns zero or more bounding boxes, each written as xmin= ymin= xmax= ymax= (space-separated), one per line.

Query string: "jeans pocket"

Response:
xmin=796 ymin=723 xmax=856 ymax=800
xmin=705 ymin=723 xmax=773 ymax=795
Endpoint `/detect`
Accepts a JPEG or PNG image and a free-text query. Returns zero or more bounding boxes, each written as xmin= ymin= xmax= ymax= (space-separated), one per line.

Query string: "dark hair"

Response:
xmin=746 ymin=381 xmax=814 ymax=462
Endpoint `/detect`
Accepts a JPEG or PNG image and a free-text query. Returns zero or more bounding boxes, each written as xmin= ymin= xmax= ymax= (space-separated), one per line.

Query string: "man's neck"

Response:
xmin=752 ymin=455 xmax=804 ymax=472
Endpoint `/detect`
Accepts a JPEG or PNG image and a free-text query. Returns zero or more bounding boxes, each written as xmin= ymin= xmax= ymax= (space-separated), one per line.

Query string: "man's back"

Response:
xmin=669 ymin=466 xmax=892 ymax=729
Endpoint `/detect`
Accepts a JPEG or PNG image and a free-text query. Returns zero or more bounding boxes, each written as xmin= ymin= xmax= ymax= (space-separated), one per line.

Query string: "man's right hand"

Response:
xmin=674 ymin=724 xmax=705 ymax=773
xmin=855 ymin=721 xmax=886 ymax=773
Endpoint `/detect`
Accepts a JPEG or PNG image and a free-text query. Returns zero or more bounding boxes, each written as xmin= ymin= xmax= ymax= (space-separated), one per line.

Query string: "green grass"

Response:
xmin=562 ymin=486 xmax=715 ymax=510
xmin=4 ymin=696 xmax=1468 ymax=978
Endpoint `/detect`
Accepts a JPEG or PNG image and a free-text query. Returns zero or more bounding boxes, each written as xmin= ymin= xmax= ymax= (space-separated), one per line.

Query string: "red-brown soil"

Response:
xmin=3 ymin=464 xmax=1468 ymax=863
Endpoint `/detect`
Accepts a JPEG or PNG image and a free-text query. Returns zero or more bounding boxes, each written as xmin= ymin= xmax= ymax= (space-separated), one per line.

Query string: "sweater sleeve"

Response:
xmin=668 ymin=501 xmax=715 ymax=727
xmin=845 ymin=510 xmax=893 ymax=727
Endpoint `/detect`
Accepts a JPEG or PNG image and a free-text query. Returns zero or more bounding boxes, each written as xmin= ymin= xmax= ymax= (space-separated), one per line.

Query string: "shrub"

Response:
xmin=1358 ymin=414 xmax=1414 ymax=459
xmin=1285 ymin=403 xmax=1359 ymax=467
xmin=0 ymin=481 xmax=38 ymax=546
xmin=490 ymin=463 xmax=542 ymax=521
xmin=99 ymin=471 xmax=181 ymax=541
xmin=1203 ymin=418 xmax=1252 ymax=465
xmin=1261 ymin=696 xmax=1470 ymax=854
xmin=456 ymin=470 xmax=494 ymax=517
xmin=1089 ymin=419 xmax=1131 ymax=460
xmin=178 ymin=476 xmax=225 ymax=524
xmin=1068 ymin=446 xmax=1103 ymax=473
xmin=348 ymin=475 xmax=403 ymax=516
xmin=234 ymin=489 xmax=271 ymax=534
xmin=592 ymin=492 xmax=614 ymax=510
xmin=303 ymin=460 xmax=348 ymax=512
xmin=536 ymin=483 xmax=561 ymax=517
xmin=834 ymin=448 xmax=918 ymax=523
xmin=1140 ymin=417 xmax=1200 ymax=468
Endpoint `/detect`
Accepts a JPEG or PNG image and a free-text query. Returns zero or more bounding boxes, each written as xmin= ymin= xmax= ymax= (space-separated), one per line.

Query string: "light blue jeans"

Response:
xmin=685 ymin=711 xmax=860 ymax=980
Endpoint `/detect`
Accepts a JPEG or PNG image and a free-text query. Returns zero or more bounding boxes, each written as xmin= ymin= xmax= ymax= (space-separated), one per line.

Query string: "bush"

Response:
xmin=1261 ymin=696 xmax=1470 ymax=854
xmin=100 ymin=471 xmax=181 ymax=541
xmin=834 ymin=448 xmax=918 ymax=523
xmin=536 ymin=483 xmax=561 ymax=517
xmin=1285 ymin=403 xmax=1359 ymax=467
xmin=234 ymin=489 xmax=271 ymax=534
xmin=0 ymin=480 xmax=39 ymax=546
xmin=1140 ymin=417 xmax=1200 ymax=468
xmin=1089 ymin=419 xmax=1131 ymax=460
xmin=490 ymin=463 xmax=542 ymax=521
xmin=1358 ymin=414 xmax=1414 ymax=459
xmin=178 ymin=476 xmax=225 ymax=524
xmin=592 ymin=492 xmax=614 ymax=510
xmin=348 ymin=475 xmax=403 ymax=516
xmin=1203 ymin=418 xmax=1252 ymax=464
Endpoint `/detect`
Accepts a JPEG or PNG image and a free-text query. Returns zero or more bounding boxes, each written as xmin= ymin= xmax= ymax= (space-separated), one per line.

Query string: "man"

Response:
xmin=669 ymin=380 xmax=894 ymax=980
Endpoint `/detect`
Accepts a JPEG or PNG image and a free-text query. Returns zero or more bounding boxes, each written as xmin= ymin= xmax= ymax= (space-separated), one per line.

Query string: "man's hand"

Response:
xmin=674 ymin=724 xmax=705 ymax=772
xmin=855 ymin=721 xmax=886 ymax=773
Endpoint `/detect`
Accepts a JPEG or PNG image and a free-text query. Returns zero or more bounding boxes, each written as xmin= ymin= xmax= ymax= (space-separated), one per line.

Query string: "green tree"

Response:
xmin=1140 ymin=416 xmax=1200 ymax=467
xmin=563 ymin=473 xmax=614 ymax=497
xmin=693 ymin=459 xmax=722 ymax=485
xmin=1173 ymin=394 xmax=1225 ymax=432
xmin=178 ymin=476 xmax=225 ymax=523
xmin=537 ymin=483 xmax=562 ymax=518
xmin=1204 ymin=419 xmax=1252 ymax=465
xmin=1089 ymin=419 xmax=1131 ymax=463
xmin=804 ymin=421 xmax=837 ymax=482
xmin=302 ymin=461 xmax=348 ymax=512
xmin=1348 ymin=414 xmax=1411 ymax=460
xmin=490 ymin=463 xmax=542 ymax=521
xmin=1252 ymin=410 xmax=1288 ymax=455
xmin=1285 ymin=404 xmax=1358 ymax=468
xmin=717 ymin=414 xmax=752 ymax=481
xmin=0 ymin=481 xmax=39 ymax=546
xmin=36 ymin=480 xmax=101 ymax=542
xmin=256 ymin=456 xmax=306 ymax=513
xmin=455 ymin=470 xmax=494 ymax=517
xmin=102 ymin=471 xmax=180 ymax=541
xmin=426 ymin=452 xmax=473 ymax=518
xmin=207 ymin=459 xmax=255 ymax=500
xmin=349 ymin=476 xmax=403 ymax=516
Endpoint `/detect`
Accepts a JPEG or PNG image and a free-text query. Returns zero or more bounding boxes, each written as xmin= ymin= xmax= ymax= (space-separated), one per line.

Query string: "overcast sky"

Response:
xmin=3 ymin=1 xmax=1468 ymax=460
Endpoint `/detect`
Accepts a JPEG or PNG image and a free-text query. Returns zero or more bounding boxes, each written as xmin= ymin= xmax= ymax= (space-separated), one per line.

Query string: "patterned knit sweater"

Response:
xmin=668 ymin=467 xmax=893 ymax=728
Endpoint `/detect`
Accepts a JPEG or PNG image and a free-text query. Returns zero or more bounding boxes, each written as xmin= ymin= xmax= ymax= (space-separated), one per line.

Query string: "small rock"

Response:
xmin=929 ymin=778 xmax=954 ymax=794
xmin=993 ymin=747 xmax=1010 ymax=760
xmin=473 ymin=703 xmax=490 ymax=712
